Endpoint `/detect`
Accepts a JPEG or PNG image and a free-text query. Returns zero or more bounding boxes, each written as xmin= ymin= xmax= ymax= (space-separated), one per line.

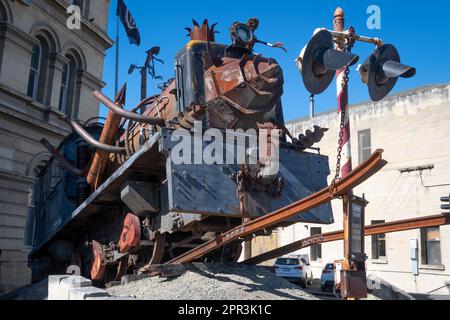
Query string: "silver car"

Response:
xmin=274 ymin=256 xmax=313 ymax=288
xmin=320 ymin=263 xmax=335 ymax=292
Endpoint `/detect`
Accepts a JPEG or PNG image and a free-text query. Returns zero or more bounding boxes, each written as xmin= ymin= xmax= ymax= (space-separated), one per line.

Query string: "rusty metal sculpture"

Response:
xmin=25 ymin=18 xmax=382 ymax=285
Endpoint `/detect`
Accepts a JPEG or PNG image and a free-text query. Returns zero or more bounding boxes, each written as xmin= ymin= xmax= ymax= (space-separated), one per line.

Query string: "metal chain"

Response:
xmin=330 ymin=39 xmax=354 ymax=196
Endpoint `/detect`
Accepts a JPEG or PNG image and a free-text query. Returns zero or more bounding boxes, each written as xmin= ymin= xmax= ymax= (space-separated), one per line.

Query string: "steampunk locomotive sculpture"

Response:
xmin=25 ymin=19 xmax=334 ymax=283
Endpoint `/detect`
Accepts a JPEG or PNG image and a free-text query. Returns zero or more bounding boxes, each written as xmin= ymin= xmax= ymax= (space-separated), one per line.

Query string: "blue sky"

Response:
xmin=101 ymin=0 xmax=450 ymax=121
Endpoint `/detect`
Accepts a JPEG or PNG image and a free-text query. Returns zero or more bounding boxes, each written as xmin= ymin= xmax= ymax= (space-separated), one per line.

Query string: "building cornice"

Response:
xmin=77 ymin=69 xmax=107 ymax=90
xmin=0 ymin=84 xmax=71 ymax=138
xmin=53 ymin=0 xmax=114 ymax=49
xmin=0 ymin=21 xmax=39 ymax=52
xmin=0 ymin=169 xmax=36 ymax=185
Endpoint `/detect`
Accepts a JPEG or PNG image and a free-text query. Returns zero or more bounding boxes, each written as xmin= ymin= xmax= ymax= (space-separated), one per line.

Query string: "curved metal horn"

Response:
xmin=64 ymin=117 xmax=126 ymax=154
xmin=93 ymin=91 xmax=165 ymax=125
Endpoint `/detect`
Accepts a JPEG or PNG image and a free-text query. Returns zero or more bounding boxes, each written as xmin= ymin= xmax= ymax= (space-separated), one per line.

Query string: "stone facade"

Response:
xmin=271 ymin=83 xmax=450 ymax=295
xmin=0 ymin=0 xmax=112 ymax=294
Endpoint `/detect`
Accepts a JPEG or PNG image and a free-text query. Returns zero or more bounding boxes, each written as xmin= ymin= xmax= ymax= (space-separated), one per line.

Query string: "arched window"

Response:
xmin=59 ymin=52 xmax=82 ymax=117
xmin=27 ymin=36 xmax=51 ymax=104
xmin=58 ymin=62 xmax=69 ymax=112
xmin=27 ymin=45 xmax=41 ymax=99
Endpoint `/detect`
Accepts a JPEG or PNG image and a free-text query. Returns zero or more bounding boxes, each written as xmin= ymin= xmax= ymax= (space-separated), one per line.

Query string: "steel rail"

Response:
xmin=242 ymin=213 xmax=450 ymax=265
xmin=162 ymin=149 xmax=387 ymax=266
xmin=93 ymin=91 xmax=166 ymax=125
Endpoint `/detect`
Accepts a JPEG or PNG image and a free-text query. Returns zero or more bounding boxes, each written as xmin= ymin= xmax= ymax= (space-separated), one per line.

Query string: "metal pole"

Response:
xmin=115 ymin=15 xmax=120 ymax=96
xmin=334 ymin=7 xmax=352 ymax=179
xmin=140 ymin=68 xmax=147 ymax=101
xmin=309 ymin=94 xmax=315 ymax=119
xmin=140 ymin=67 xmax=147 ymax=113
xmin=334 ymin=7 xmax=352 ymax=298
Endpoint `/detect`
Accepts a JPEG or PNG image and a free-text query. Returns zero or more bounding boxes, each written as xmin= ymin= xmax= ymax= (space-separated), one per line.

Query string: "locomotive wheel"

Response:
xmin=90 ymin=240 xmax=106 ymax=281
xmin=148 ymin=232 xmax=166 ymax=265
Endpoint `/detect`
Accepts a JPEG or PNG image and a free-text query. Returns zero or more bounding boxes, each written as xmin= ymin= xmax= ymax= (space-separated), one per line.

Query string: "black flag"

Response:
xmin=117 ymin=0 xmax=141 ymax=46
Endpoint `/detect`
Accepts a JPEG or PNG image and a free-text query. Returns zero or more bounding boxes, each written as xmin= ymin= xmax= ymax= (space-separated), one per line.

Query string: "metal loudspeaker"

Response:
xmin=359 ymin=44 xmax=416 ymax=101
xmin=297 ymin=30 xmax=359 ymax=95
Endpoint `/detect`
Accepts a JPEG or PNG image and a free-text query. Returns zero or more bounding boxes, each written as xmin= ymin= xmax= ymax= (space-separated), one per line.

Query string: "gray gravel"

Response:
xmin=108 ymin=263 xmax=319 ymax=300
xmin=0 ymin=278 xmax=48 ymax=300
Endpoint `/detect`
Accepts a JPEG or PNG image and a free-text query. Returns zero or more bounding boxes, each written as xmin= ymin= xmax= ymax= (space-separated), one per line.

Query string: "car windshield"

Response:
xmin=275 ymin=258 xmax=300 ymax=265
xmin=324 ymin=263 xmax=334 ymax=270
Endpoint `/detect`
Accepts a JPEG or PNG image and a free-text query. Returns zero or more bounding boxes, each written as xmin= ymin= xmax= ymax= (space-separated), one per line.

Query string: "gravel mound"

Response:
xmin=0 ymin=278 xmax=48 ymax=300
xmin=108 ymin=263 xmax=318 ymax=300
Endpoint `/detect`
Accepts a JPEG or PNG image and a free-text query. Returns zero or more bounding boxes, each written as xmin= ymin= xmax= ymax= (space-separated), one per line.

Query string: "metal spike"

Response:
xmin=114 ymin=83 xmax=127 ymax=106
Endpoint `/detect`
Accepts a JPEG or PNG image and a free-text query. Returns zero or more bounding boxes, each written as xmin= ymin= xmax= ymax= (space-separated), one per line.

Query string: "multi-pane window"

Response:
xmin=371 ymin=220 xmax=386 ymax=259
xmin=27 ymin=45 xmax=41 ymax=99
xmin=310 ymin=227 xmax=322 ymax=261
xmin=58 ymin=63 xmax=69 ymax=112
xmin=421 ymin=227 xmax=442 ymax=266
xmin=358 ymin=129 xmax=372 ymax=164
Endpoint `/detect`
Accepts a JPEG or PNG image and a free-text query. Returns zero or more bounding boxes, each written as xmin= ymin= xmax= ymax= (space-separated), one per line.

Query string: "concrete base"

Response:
xmin=47 ymin=275 xmax=135 ymax=300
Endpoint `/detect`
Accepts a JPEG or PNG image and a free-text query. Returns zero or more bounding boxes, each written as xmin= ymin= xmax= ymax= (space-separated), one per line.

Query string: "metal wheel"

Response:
xmin=148 ymin=232 xmax=167 ymax=265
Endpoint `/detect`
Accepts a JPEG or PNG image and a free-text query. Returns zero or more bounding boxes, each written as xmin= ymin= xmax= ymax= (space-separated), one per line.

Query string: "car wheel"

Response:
xmin=300 ymin=277 xmax=308 ymax=289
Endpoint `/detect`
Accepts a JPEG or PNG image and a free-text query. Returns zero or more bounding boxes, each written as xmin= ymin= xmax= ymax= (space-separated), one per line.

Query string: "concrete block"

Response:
xmin=48 ymin=275 xmax=70 ymax=300
xmin=48 ymin=275 xmax=93 ymax=300
xmin=60 ymin=275 xmax=92 ymax=289
xmin=68 ymin=286 xmax=110 ymax=300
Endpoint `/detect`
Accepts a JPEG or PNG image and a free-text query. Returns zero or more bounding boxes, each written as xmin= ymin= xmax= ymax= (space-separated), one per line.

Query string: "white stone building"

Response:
xmin=274 ymin=83 xmax=450 ymax=295
xmin=0 ymin=0 xmax=112 ymax=294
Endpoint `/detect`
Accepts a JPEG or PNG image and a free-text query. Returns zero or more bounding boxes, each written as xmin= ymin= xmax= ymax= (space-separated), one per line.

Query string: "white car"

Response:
xmin=274 ymin=256 xmax=313 ymax=288
xmin=320 ymin=263 xmax=335 ymax=292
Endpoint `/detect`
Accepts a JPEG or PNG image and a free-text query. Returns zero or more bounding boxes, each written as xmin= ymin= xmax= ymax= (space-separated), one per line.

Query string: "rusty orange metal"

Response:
xmin=87 ymin=85 xmax=126 ymax=189
xmin=118 ymin=213 xmax=141 ymax=253
xmin=90 ymin=240 xmax=106 ymax=281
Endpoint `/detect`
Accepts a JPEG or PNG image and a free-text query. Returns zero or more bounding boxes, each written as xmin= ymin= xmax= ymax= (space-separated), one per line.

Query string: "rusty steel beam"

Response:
xmin=86 ymin=85 xmax=127 ymax=189
xmin=158 ymin=150 xmax=387 ymax=266
xmin=242 ymin=213 xmax=450 ymax=265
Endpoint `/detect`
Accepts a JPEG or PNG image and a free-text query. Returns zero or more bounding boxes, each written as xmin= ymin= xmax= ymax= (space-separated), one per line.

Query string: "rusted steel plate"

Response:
xmin=160 ymin=149 xmax=386 ymax=266
xmin=243 ymin=213 xmax=450 ymax=265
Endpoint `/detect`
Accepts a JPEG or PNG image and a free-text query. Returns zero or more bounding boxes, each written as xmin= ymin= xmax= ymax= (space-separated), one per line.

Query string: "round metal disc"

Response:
xmin=367 ymin=44 xmax=400 ymax=101
xmin=118 ymin=213 xmax=141 ymax=253
xmin=302 ymin=30 xmax=335 ymax=95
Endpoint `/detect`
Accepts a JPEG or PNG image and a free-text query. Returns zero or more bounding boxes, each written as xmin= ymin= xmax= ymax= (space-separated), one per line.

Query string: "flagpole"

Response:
xmin=115 ymin=13 xmax=120 ymax=96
